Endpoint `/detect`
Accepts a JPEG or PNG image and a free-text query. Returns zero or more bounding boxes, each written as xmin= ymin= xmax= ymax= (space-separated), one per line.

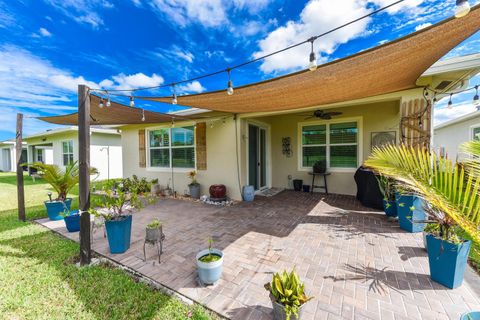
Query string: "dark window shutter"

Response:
xmin=196 ymin=122 xmax=207 ymax=170
xmin=139 ymin=129 xmax=146 ymax=168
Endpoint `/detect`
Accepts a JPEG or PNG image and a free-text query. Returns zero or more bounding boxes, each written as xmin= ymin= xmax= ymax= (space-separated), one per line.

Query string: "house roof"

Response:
xmin=22 ymin=125 xmax=120 ymax=140
xmin=434 ymin=109 xmax=480 ymax=130
xmin=38 ymin=5 xmax=480 ymax=125
xmin=141 ymin=5 xmax=480 ymax=114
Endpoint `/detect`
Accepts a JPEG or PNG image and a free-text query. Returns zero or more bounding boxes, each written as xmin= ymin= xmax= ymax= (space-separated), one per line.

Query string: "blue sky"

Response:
xmin=0 ymin=0 xmax=479 ymax=141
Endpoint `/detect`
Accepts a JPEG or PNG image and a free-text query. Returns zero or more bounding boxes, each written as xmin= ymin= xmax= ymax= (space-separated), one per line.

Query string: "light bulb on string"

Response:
xmin=106 ymin=91 xmax=111 ymax=107
xmin=226 ymin=69 xmax=234 ymax=95
xmin=141 ymin=108 xmax=145 ymax=122
xmin=210 ymin=122 xmax=214 ymax=129
xmin=130 ymin=96 xmax=135 ymax=107
xmin=172 ymin=84 xmax=177 ymax=105
xmin=99 ymin=98 xmax=105 ymax=109
xmin=455 ymin=0 xmax=470 ymax=18
xmin=473 ymin=85 xmax=479 ymax=106
xmin=308 ymin=38 xmax=317 ymax=71
xmin=447 ymin=94 xmax=453 ymax=109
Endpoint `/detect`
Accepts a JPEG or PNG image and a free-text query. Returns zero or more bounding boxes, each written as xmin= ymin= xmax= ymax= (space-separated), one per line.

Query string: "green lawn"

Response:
xmin=0 ymin=172 xmax=215 ymax=320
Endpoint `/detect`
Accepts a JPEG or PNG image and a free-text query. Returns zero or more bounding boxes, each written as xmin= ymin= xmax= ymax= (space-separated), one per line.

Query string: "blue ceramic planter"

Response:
xmin=64 ymin=210 xmax=80 ymax=232
xmin=383 ymin=199 xmax=397 ymax=217
xmin=105 ymin=215 xmax=132 ymax=254
xmin=45 ymin=198 xmax=72 ymax=221
xmin=196 ymin=249 xmax=224 ymax=285
xmin=461 ymin=312 xmax=480 ymax=320
xmin=395 ymin=194 xmax=426 ymax=233
xmin=426 ymin=234 xmax=471 ymax=289
xmin=242 ymin=185 xmax=255 ymax=202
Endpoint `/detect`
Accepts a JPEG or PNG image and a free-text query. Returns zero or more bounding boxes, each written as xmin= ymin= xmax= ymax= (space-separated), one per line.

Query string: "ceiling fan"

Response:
xmin=298 ymin=110 xmax=343 ymax=120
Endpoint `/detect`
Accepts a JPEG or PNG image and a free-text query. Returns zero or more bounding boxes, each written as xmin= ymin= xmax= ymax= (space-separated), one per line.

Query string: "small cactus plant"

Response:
xmin=265 ymin=269 xmax=313 ymax=320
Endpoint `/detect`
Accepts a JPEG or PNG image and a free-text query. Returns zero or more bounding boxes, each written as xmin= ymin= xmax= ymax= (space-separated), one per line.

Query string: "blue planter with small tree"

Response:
xmin=396 ymin=194 xmax=426 ymax=233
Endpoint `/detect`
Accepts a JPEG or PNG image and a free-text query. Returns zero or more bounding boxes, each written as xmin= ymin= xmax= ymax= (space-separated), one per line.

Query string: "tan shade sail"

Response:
xmin=143 ymin=6 xmax=480 ymax=113
xmin=38 ymin=95 xmax=194 ymax=125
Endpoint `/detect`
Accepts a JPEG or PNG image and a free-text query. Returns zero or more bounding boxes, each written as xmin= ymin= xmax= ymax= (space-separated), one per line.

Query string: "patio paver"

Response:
xmin=37 ymin=191 xmax=480 ymax=319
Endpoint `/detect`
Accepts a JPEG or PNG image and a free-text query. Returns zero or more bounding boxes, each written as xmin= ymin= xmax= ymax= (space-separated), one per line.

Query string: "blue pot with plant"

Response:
xmin=427 ymin=234 xmax=471 ymax=289
xmin=196 ymin=238 xmax=223 ymax=285
xmin=63 ymin=210 xmax=80 ymax=232
xmin=377 ymin=176 xmax=397 ymax=217
xmin=28 ymin=162 xmax=98 ymax=221
xmin=396 ymin=194 xmax=426 ymax=233
xmin=461 ymin=312 xmax=480 ymax=320
xmin=105 ymin=215 xmax=133 ymax=254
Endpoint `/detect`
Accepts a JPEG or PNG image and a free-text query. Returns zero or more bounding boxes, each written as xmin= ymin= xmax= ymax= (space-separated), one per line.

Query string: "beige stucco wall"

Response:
xmin=121 ymin=119 xmax=243 ymax=199
xmin=434 ymin=113 xmax=480 ymax=161
xmin=245 ymin=100 xmax=400 ymax=195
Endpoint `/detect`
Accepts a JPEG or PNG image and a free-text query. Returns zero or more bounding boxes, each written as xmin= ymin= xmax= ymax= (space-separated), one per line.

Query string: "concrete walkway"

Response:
xmin=37 ymin=191 xmax=480 ymax=319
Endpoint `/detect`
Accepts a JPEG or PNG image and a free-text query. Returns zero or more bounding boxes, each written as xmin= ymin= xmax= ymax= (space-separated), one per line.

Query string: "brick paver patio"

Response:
xmin=38 ymin=191 xmax=480 ymax=319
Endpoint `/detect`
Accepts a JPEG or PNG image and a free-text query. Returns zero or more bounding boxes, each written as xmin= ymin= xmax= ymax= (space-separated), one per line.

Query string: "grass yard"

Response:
xmin=0 ymin=172 xmax=215 ymax=320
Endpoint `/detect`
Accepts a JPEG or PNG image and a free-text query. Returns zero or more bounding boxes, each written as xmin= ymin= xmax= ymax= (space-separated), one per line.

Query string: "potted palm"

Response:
xmin=188 ymin=170 xmax=200 ymax=199
xmin=264 ymin=269 xmax=313 ymax=320
xmin=365 ymin=143 xmax=480 ymax=289
xmin=90 ymin=180 xmax=151 ymax=254
xmin=196 ymin=238 xmax=223 ymax=285
xmin=29 ymin=162 xmax=97 ymax=221
xmin=377 ymin=176 xmax=397 ymax=217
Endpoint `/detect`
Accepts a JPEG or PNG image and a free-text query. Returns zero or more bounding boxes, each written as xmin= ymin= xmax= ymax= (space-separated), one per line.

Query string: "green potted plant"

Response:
xmin=365 ymin=143 xmax=480 ymax=289
xmin=196 ymin=237 xmax=223 ymax=285
xmin=28 ymin=161 xmax=97 ymax=221
xmin=188 ymin=170 xmax=200 ymax=199
xmin=90 ymin=180 xmax=153 ymax=254
xmin=264 ymin=269 xmax=313 ymax=320
xmin=146 ymin=218 xmax=162 ymax=242
xmin=377 ymin=176 xmax=397 ymax=218
xmin=151 ymin=178 xmax=161 ymax=196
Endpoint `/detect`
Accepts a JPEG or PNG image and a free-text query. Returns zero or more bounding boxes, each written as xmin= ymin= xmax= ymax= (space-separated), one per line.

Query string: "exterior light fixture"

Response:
xmin=448 ymin=94 xmax=453 ymax=109
xmin=227 ymin=69 xmax=234 ymax=95
xmin=129 ymin=96 xmax=135 ymax=107
xmin=99 ymin=98 xmax=105 ymax=108
xmin=308 ymin=38 xmax=317 ymax=71
xmin=474 ymin=85 xmax=479 ymax=106
xmin=455 ymin=0 xmax=470 ymax=18
xmin=141 ymin=108 xmax=145 ymax=122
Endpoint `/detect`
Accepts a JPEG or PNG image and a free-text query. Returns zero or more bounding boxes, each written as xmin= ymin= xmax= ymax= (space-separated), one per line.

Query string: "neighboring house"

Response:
xmin=434 ymin=109 xmax=480 ymax=161
xmin=1 ymin=127 xmax=123 ymax=180
xmin=118 ymin=54 xmax=480 ymax=200
xmin=0 ymin=140 xmax=27 ymax=172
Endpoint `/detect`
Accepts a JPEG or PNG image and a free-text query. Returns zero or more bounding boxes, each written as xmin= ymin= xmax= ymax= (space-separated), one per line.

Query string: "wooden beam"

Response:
xmin=78 ymin=85 xmax=91 ymax=266
xmin=16 ymin=113 xmax=25 ymax=222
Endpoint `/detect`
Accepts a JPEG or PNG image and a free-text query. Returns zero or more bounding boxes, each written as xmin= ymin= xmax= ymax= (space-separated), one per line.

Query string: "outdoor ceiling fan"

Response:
xmin=298 ymin=110 xmax=343 ymax=120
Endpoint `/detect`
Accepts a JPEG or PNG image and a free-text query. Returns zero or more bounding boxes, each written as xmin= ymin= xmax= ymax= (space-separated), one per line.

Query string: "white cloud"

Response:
xmin=434 ymin=103 xmax=477 ymax=125
xmin=149 ymin=0 xmax=227 ymax=27
xmin=43 ymin=0 xmax=114 ymax=28
xmin=104 ymin=73 xmax=165 ymax=90
xmin=369 ymin=0 xmax=423 ymax=14
xmin=253 ymin=0 xmax=372 ymax=73
xmin=232 ymin=0 xmax=271 ymax=13
xmin=177 ymin=81 xmax=206 ymax=94
xmin=414 ymin=22 xmax=432 ymax=31
xmin=173 ymin=48 xmax=194 ymax=63
xmin=39 ymin=27 xmax=52 ymax=37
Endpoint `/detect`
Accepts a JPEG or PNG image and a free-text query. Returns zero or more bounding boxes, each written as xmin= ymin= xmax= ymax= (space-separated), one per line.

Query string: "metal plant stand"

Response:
xmin=143 ymin=226 xmax=165 ymax=263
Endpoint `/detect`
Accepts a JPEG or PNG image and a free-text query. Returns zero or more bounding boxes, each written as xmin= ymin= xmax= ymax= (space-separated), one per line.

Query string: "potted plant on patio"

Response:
xmin=377 ymin=176 xmax=397 ymax=218
xmin=151 ymin=178 xmax=161 ymax=196
xmin=188 ymin=170 xmax=201 ymax=199
xmin=28 ymin=161 xmax=97 ymax=221
xmin=395 ymin=190 xmax=426 ymax=233
xmin=365 ymin=143 xmax=480 ymax=289
xmin=89 ymin=180 xmax=148 ymax=254
xmin=61 ymin=209 xmax=81 ymax=232
xmin=196 ymin=237 xmax=223 ymax=285
xmin=264 ymin=269 xmax=313 ymax=320
xmin=146 ymin=218 xmax=162 ymax=242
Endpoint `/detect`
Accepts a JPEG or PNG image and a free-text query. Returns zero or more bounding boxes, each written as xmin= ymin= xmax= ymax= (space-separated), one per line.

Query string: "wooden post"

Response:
xmin=78 ymin=85 xmax=91 ymax=265
xmin=16 ymin=113 xmax=25 ymax=222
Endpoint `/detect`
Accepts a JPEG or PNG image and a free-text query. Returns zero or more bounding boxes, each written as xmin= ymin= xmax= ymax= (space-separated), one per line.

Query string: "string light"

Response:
xmin=99 ymin=98 xmax=105 ymax=108
xmin=129 ymin=96 xmax=135 ymax=107
xmin=141 ymin=108 xmax=145 ymax=122
xmin=447 ymin=94 xmax=453 ymax=109
xmin=106 ymin=91 xmax=111 ymax=107
xmin=474 ymin=85 xmax=479 ymax=106
xmin=227 ymin=69 xmax=234 ymax=95
xmin=308 ymin=38 xmax=317 ymax=71
xmin=455 ymin=0 xmax=471 ymax=18
xmin=172 ymin=84 xmax=177 ymax=105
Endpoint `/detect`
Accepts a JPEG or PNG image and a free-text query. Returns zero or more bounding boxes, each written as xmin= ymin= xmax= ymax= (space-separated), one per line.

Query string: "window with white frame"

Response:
xmin=473 ymin=126 xmax=480 ymax=141
xmin=301 ymin=121 xmax=358 ymax=169
xmin=62 ymin=140 xmax=74 ymax=166
xmin=148 ymin=126 xmax=195 ymax=168
xmin=36 ymin=149 xmax=43 ymax=162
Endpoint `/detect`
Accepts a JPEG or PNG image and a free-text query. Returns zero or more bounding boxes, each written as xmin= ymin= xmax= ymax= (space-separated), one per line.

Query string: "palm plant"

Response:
xmin=29 ymin=161 xmax=98 ymax=201
xmin=364 ymin=143 xmax=480 ymax=244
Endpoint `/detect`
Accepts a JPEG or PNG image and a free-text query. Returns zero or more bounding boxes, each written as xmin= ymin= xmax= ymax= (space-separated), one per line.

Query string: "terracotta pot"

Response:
xmin=209 ymin=184 xmax=226 ymax=199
